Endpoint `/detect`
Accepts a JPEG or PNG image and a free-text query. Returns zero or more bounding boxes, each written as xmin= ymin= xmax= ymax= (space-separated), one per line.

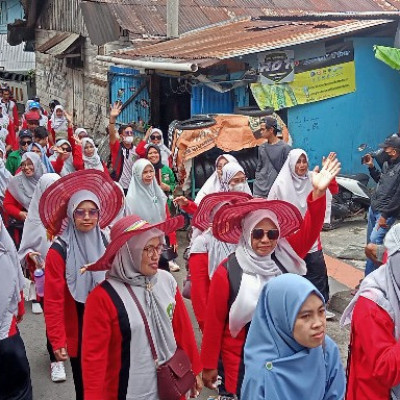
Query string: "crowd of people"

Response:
xmin=1 ymin=94 xmax=400 ymax=400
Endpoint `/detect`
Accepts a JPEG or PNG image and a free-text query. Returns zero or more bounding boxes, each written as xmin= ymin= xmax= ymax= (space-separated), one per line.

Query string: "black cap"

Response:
xmin=379 ymin=134 xmax=400 ymax=149
xmin=261 ymin=116 xmax=281 ymax=132
xmin=19 ymin=129 xmax=32 ymax=139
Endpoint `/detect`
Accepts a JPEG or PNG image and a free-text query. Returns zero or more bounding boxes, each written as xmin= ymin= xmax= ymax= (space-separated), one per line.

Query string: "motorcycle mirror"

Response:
xmin=358 ymin=143 xmax=367 ymax=151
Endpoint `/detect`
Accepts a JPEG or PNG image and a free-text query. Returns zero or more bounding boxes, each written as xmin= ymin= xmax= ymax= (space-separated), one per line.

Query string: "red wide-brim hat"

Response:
xmin=39 ymin=169 xmax=124 ymax=236
xmin=84 ymin=214 xmax=184 ymax=271
xmin=212 ymin=198 xmax=303 ymax=244
xmin=192 ymin=192 xmax=253 ymax=231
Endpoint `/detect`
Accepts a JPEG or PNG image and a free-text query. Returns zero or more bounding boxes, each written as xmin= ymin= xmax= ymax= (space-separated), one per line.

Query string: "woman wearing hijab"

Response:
xmin=242 ymin=274 xmax=345 ymax=400
xmin=268 ymin=149 xmax=338 ymax=317
xmin=48 ymin=105 xmax=68 ymax=141
xmin=137 ymin=127 xmax=172 ymax=166
xmin=189 ymin=192 xmax=252 ymax=331
xmin=0 ymin=141 xmax=12 ymax=208
xmin=194 ymin=154 xmax=239 ymax=205
xmin=28 ymin=141 xmax=65 ymax=174
xmin=125 ymin=159 xmax=177 ymax=261
xmin=73 ymin=137 xmax=109 ymax=174
xmin=40 ymin=170 xmax=124 ymax=400
xmin=341 ymin=223 xmax=400 ymax=399
xmin=0 ymin=216 xmax=32 ymax=400
xmin=201 ymin=156 xmax=341 ymax=397
xmin=49 ymin=139 xmax=75 ymax=176
xmin=4 ymin=152 xmax=45 ymax=247
xmin=81 ymin=214 xmax=202 ymax=400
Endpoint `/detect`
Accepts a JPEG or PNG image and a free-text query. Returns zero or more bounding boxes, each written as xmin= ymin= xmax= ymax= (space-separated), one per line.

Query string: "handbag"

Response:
xmin=124 ymin=283 xmax=195 ymax=400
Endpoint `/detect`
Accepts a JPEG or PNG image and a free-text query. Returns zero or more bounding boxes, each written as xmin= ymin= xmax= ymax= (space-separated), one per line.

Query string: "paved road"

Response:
xmin=20 ymin=229 xmax=354 ymax=400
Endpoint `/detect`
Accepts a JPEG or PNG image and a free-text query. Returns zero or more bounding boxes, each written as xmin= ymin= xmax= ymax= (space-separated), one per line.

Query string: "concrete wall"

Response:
xmin=288 ymin=36 xmax=400 ymax=174
xmin=35 ymin=29 xmax=128 ymax=136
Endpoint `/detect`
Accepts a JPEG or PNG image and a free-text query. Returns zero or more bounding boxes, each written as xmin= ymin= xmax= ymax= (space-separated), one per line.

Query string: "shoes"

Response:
xmin=326 ymin=310 xmax=335 ymax=320
xmin=51 ymin=361 xmax=66 ymax=382
xmin=169 ymin=260 xmax=180 ymax=272
xmin=32 ymin=302 xmax=43 ymax=314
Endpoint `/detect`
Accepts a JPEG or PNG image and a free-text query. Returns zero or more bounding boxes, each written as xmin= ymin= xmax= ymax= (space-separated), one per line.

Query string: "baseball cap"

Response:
xmin=19 ymin=129 xmax=33 ymax=139
xmin=262 ymin=116 xmax=281 ymax=132
xmin=29 ymin=101 xmax=40 ymax=110
xmin=379 ymin=134 xmax=400 ymax=149
xmin=25 ymin=111 xmax=40 ymax=121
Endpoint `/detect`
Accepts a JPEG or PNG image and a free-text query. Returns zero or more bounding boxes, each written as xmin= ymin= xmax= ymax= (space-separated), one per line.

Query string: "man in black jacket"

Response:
xmin=364 ymin=134 xmax=400 ymax=275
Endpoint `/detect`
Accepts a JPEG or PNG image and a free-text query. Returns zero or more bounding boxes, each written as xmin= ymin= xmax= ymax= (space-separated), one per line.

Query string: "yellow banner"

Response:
xmin=251 ymin=61 xmax=356 ymax=110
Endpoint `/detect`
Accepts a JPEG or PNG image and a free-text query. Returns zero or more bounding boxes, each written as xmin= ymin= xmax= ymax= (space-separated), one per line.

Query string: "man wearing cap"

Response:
xmin=363 ymin=134 xmax=400 ymax=275
xmin=6 ymin=129 xmax=33 ymax=175
xmin=253 ymin=116 xmax=292 ymax=198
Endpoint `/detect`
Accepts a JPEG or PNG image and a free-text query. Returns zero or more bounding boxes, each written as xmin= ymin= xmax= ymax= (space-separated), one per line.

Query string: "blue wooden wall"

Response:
xmin=288 ymin=37 xmax=400 ymax=174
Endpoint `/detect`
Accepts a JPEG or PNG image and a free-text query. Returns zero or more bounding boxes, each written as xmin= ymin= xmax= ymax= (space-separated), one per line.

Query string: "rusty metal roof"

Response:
xmin=36 ymin=33 xmax=82 ymax=57
xmin=81 ymin=0 xmax=400 ymax=45
xmin=110 ymin=18 xmax=393 ymax=66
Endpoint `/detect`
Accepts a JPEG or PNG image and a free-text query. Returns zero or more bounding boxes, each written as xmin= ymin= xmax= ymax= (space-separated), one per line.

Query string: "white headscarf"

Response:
xmin=107 ymin=228 xmax=177 ymax=365
xmin=220 ymin=162 xmax=252 ymax=194
xmin=0 ymin=216 xmax=25 ymax=330
xmin=50 ymin=105 xmax=68 ymax=133
xmin=269 ymin=148 xmax=332 ymax=224
xmin=229 ymin=209 xmax=306 ymax=337
xmin=82 ymin=138 xmax=104 ymax=171
xmin=7 ymin=152 xmax=44 ymax=209
xmin=341 ymin=223 xmax=400 ymax=398
xmin=194 ymin=154 xmax=239 ymax=205
xmin=49 ymin=139 xmax=75 ymax=176
xmin=18 ymin=174 xmax=60 ymax=265
xmin=125 ymin=159 xmax=167 ymax=223
xmin=0 ymin=141 xmax=11 ymax=205
xmin=59 ymin=190 xmax=107 ymax=303
xmin=147 ymin=128 xmax=171 ymax=166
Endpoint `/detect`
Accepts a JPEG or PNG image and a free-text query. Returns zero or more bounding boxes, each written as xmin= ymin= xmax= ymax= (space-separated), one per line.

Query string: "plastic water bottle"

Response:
xmin=34 ymin=268 xmax=45 ymax=297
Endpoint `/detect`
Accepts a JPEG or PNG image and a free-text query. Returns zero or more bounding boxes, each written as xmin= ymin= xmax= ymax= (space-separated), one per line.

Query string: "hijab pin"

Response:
xmin=265 ymin=361 xmax=273 ymax=371
xmin=146 ymin=282 xmax=153 ymax=291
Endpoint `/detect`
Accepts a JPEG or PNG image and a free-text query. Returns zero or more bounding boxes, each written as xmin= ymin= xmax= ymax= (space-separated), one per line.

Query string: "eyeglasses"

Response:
xmin=20 ymin=140 xmax=32 ymax=146
xmin=150 ymin=135 xmax=161 ymax=140
xmin=73 ymin=208 xmax=100 ymax=219
xmin=251 ymin=228 xmax=280 ymax=241
xmin=61 ymin=146 xmax=72 ymax=152
xmin=124 ymin=130 xmax=134 ymax=136
xmin=143 ymin=244 xmax=166 ymax=257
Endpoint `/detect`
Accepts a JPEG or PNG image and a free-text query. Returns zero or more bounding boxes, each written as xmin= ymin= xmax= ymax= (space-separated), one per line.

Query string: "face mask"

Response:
xmin=123 ymin=136 xmax=134 ymax=144
xmin=229 ymin=182 xmax=245 ymax=192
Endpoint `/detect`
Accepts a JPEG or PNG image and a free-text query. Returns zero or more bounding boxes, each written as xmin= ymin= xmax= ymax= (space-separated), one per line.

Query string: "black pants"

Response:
xmin=0 ymin=333 xmax=32 ymax=400
xmin=38 ymin=297 xmax=56 ymax=362
xmin=304 ymin=250 xmax=330 ymax=302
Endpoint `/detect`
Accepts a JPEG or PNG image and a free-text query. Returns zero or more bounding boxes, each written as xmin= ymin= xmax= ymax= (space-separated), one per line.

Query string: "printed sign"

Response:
xmin=258 ymin=50 xmax=294 ymax=84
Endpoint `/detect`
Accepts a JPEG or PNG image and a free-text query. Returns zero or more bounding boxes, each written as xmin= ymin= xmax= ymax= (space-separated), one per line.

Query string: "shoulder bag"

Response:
xmin=124 ymin=283 xmax=195 ymax=400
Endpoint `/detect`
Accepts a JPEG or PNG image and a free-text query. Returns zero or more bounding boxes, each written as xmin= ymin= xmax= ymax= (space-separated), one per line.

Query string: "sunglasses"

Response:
xmin=61 ymin=146 xmax=72 ymax=152
xmin=20 ymin=140 xmax=32 ymax=146
xmin=124 ymin=130 xmax=134 ymax=136
xmin=251 ymin=228 xmax=280 ymax=241
xmin=74 ymin=208 xmax=100 ymax=219
xmin=150 ymin=135 xmax=161 ymax=140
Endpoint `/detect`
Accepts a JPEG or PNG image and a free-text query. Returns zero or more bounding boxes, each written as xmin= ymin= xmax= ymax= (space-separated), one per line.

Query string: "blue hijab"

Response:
xmin=241 ymin=274 xmax=345 ymax=400
xmin=28 ymin=142 xmax=55 ymax=173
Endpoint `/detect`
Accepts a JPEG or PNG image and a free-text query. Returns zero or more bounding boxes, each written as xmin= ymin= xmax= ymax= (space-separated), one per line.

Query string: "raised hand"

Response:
xmin=110 ymin=101 xmax=122 ymax=121
xmin=311 ymin=154 xmax=341 ymax=199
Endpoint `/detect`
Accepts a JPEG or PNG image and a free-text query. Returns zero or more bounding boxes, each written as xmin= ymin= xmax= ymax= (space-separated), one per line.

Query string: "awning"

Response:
xmin=36 ymin=33 xmax=82 ymax=58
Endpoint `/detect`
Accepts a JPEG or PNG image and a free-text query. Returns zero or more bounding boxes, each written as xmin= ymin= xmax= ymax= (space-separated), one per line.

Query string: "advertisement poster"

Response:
xmin=251 ymin=42 xmax=356 ymax=110
xmin=257 ymin=50 xmax=294 ymax=84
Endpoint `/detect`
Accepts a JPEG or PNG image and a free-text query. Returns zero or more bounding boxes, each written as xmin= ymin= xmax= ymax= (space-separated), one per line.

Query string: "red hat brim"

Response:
xmin=212 ymin=199 xmax=303 ymax=244
xmin=39 ymin=169 xmax=124 ymax=236
xmin=85 ymin=215 xmax=184 ymax=271
xmin=192 ymin=192 xmax=253 ymax=231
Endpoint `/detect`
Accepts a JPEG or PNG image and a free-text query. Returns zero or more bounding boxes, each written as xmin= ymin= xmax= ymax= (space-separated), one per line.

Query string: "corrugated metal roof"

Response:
xmin=81 ymin=0 xmax=400 ymax=45
xmin=0 ymin=34 xmax=35 ymax=73
xmin=36 ymin=32 xmax=81 ymax=56
xmin=111 ymin=18 xmax=393 ymax=64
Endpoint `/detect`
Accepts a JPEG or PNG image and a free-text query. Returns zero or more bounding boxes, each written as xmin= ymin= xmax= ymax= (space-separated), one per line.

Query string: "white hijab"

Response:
xmin=82 ymin=137 xmax=104 ymax=171
xmin=229 ymin=209 xmax=306 ymax=338
xmin=18 ymin=174 xmax=60 ymax=265
xmin=147 ymin=128 xmax=171 ymax=166
xmin=49 ymin=139 xmax=75 ymax=176
xmin=194 ymin=154 xmax=239 ymax=205
xmin=125 ymin=159 xmax=167 ymax=223
xmin=220 ymin=162 xmax=252 ymax=194
xmin=50 ymin=105 xmax=68 ymax=133
xmin=268 ymin=149 xmax=332 ymax=224
xmin=7 ymin=152 xmax=44 ymax=210
xmin=59 ymin=190 xmax=107 ymax=303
